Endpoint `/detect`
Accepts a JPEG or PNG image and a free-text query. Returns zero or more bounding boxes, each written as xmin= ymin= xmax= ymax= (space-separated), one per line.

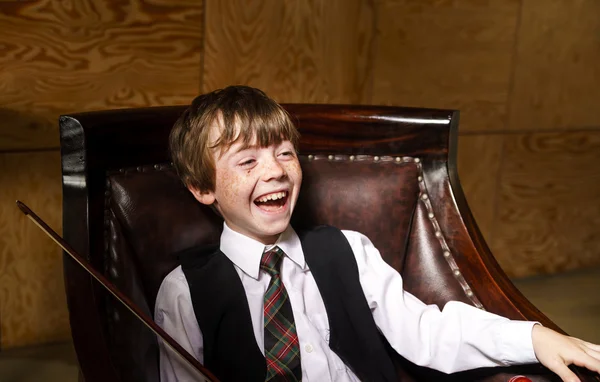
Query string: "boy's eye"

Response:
xmin=279 ymin=151 xmax=294 ymax=157
xmin=239 ymin=159 xmax=256 ymax=167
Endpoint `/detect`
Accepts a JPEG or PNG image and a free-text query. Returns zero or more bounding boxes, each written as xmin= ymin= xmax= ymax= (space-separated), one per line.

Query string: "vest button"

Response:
xmin=304 ymin=344 xmax=314 ymax=353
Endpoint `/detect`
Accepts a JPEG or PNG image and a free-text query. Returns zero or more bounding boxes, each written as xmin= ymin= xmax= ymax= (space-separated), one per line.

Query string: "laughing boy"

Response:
xmin=155 ymin=86 xmax=600 ymax=382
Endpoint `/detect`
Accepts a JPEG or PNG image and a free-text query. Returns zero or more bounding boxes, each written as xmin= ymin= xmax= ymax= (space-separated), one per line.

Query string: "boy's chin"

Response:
xmin=262 ymin=221 xmax=290 ymax=236
xmin=254 ymin=221 xmax=290 ymax=240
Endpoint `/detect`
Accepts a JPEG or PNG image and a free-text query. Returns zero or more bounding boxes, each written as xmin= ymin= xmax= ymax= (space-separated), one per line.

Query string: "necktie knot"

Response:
xmin=261 ymin=246 xmax=284 ymax=277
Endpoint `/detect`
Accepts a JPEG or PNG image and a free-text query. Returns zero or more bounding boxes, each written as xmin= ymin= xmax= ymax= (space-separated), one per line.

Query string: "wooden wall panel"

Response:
xmin=508 ymin=0 xmax=600 ymax=132
xmin=492 ymin=131 xmax=600 ymax=278
xmin=202 ymin=0 xmax=374 ymax=103
xmin=0 ymin=150 xmax=67 ymax=349
xmin=371 ymin=0 xmax=520 ymax=132
xmin=0 ymin=0 xmax=203 ymax=151
xmin=0 ymin=0 xmax=204 ymax=349
xmin=457 ymin=134 xmax=504 ymax=244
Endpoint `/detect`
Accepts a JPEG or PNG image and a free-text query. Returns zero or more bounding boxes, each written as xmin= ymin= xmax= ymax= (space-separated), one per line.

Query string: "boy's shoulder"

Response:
xmin=155 ymin=243 xmax=220 ymax=305
xmin=175 ymin=242 xmax=221 ymax=268
xmin=159 ymin=265 xmax=187 ymax=289
xmin=155 ymin=265 xmax=190 ymax=313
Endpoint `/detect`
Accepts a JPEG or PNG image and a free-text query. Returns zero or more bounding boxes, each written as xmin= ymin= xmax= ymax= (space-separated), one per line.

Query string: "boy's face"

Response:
xmin=190 ymin=123 xmax=303 ymax=245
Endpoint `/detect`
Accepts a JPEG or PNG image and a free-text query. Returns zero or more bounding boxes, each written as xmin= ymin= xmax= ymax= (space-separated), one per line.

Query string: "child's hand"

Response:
xmin=532 ymin=324 xmax=600 ymax=382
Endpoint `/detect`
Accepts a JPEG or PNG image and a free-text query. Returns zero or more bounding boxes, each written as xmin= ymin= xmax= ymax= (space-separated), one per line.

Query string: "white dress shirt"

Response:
xmin=154 ymin=223 xmax=538 ymax=382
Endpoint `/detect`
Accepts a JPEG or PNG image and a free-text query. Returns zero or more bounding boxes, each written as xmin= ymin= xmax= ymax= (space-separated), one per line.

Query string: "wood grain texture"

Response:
xmin=371 ymin=0 xmax=520 ymax=132
xmin=492 ymin=131 xmax=600 ymax=278
xmin=508 ymin=0 xmax=600 ymax=131
xmin=0 ymin=150 xmax=68 ymax=349
xmin=457 ymin=134 xmax=503 ymax=244
xmin=202 ymin=0 xmax=374 ymax=103
xmin=0 ymin=0 xmax=203 ymax=151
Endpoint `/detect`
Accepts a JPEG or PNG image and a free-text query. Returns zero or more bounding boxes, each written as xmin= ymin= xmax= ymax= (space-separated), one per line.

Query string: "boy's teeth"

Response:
xmin=256 ymin=191 xmax=286 ymax=203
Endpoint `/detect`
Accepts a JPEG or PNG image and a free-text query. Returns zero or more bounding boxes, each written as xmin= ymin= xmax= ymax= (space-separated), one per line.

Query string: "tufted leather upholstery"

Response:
xmin=60 ymin=105 xmax=598 ymax=382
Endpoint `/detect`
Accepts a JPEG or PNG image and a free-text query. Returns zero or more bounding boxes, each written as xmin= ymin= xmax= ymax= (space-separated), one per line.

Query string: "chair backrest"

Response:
xmin=60 ymin=105 xmax=523 ymax=382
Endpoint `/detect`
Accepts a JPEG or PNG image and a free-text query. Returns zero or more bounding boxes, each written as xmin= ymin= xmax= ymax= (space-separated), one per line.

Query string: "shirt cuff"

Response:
xmin=495 ymin=320 xmax=540 ymax=365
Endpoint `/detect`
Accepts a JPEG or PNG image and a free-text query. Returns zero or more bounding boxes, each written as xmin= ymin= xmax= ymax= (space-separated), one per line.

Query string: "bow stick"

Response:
xmin=16 ymin=200 xmax=219 ymax=382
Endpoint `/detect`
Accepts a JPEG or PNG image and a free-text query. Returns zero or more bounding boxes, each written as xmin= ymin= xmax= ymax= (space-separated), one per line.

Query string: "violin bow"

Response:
xmin=16 ymin=200 xmax=219 ymax=382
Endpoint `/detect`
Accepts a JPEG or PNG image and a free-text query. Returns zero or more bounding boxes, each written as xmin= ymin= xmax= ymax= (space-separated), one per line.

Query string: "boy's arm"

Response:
xmin=342 ymin=230 xmax=600 ymax=379
xmin=154 ymin=267 xmax=206 ymax=382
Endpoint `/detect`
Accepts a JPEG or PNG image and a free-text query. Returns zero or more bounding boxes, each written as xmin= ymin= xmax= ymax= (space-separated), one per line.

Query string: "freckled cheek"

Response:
xmin=286 ymin=161 xmax=303 ymax=183
xmin=216 ymin=172 xmax=235 ymax=200
xmin=217 ymin=171 xmax=254 ymax=201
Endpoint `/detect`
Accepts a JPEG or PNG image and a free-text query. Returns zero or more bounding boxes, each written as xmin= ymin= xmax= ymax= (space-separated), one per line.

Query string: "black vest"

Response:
xmin=179 ymin=225 xmax=397 ymax=382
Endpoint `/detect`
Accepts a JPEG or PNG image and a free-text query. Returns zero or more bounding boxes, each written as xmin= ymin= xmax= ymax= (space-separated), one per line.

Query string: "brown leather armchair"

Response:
xmin=59 ymin=105 xmax=598 ymax=382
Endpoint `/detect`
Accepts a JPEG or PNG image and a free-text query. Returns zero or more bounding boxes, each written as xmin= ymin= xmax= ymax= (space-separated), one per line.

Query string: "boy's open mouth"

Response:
xmin=253 ymin=191 xmax=289 ymax=212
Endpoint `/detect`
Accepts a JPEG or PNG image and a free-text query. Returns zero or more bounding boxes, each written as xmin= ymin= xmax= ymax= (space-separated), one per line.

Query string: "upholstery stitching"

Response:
xmin=103 ymin=177 xmax=120 ymax=329
xmin=303 ymin=154 xmax=484 ymax=309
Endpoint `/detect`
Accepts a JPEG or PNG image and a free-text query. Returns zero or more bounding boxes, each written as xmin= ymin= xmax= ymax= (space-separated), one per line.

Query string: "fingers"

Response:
xmin=582 ymin=346 xmax=600 ymax=362
xmin=572 ymin=351 xmax=600 ymax=375
xmin=551 ymin=362 xmax=581 ymax=382
xmin=582 ymin=341 xmax=600 ymax=353
xmin=533 ymin=329 xmax=600 ymax=379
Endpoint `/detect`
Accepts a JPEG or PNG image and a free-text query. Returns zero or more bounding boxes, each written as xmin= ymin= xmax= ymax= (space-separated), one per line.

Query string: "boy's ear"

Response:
xmin=188 ymin=186 xmax=216 ymax=206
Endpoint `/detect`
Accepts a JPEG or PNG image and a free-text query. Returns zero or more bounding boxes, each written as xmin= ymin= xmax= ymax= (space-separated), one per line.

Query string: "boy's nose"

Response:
xmin=262 ymin=157 xmax=285 ymax=181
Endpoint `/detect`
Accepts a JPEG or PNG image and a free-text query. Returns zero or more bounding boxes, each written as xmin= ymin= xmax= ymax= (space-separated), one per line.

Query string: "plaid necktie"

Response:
xmin=261 ymin=246 xmax=302 ymax=381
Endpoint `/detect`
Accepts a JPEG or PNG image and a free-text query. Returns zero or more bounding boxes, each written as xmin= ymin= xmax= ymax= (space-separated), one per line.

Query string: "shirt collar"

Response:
xmin=219 ymin=222 xmax=306 ymax=280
